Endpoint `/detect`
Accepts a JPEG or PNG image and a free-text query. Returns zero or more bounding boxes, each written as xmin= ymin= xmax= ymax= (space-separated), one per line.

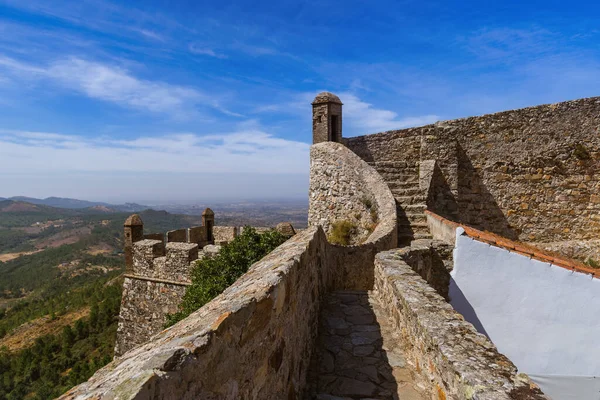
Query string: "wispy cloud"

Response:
xmin=463 ymin=27 xmax=556 ymax=65
xmin=0 ymin=128 xmax=309 ymax=174
xmin=47 ymin=58 xmax=203 ymax=114
xmin=0 ymin=55 xmax=244 ymax=117
xmin=130 ymin=28 xmax=166 ymax=42
xmin=341 ymin=92 xmax=439 ymax=132
xmin=189 ymin=44 xmax=227 ymax=59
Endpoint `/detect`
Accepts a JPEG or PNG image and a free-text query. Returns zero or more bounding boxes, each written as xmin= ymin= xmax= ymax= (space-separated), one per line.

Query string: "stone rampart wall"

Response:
xmin=309 ymin=141 xmax=397 ymax=289
xmin=309 ymin=142 xmax=397 ymax=246
xmin=62 ymin=228 xmax=332 ymax=399
xmin=346 ymin=97 xmax=600 ymax=245
xmin=373 ymin=248 xmax=547 ymax=400
xmin=115 ymin=239 xmax=199 ymax=356
xmin=114 ymin=278 xmax=187 ymax=357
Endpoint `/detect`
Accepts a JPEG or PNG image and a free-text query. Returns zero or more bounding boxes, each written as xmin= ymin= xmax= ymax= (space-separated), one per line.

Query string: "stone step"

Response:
xmin=382 ymin=174 xmax=419 ymax=183
xmin=406 ymin=214 xmax=427 ymax=223
xmin=395 ymin=195 xmax=427 ymax=205
xmin=398 ymin=232 xmax=434 ymax=241
xmin=398 ymin=222 xmax=430 ymax=234
xmin=375 ymin=168 xmax=419 ymax=178
xmin=387 ymin=181 xmax=420 ymax=190
xmin=370 ymin=161 xmax=419 ymax=169
xmin=378 ymin=174 xmax=419 ymax=183
xmin=391 ymin=188 xmax=422 ymax=196
xmin=403 ymin=204 xmax=427 ymax=213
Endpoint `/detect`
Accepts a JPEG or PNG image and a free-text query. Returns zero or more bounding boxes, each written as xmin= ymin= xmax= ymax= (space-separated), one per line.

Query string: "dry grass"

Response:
xmin=328 ymin=220 xmax=356 ymax=246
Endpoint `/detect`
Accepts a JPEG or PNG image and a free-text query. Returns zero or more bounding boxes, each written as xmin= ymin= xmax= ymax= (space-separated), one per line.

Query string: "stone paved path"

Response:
xmin=306 ymin=290 xmax=427 ymax=400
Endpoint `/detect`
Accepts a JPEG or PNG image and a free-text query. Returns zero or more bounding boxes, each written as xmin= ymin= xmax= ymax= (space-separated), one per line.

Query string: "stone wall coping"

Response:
xmin=425 ymin=210 xmax=599 ymax=278
xmin=123 ymin=274 xmax=192 ymax=287
xmin=134 ymin=238 xmax=163 ymax=248
xmin=166 ymin=242 xmax=199 ymax=251
xmin=348 ymin=96 xmax=600 ymax=138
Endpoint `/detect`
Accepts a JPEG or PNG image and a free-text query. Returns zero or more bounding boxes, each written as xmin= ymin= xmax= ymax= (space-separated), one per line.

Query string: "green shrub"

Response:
xmin=360 ymin=196 xmax=373 ymax=209
xmin=328 ymin=220 xmax=356 ymax=246
xmin=165 ymin=227 xmax=287 ymax=327
xmin=586 ymin=258 xmax=599 ymax=269
xmin=574 ymin=143 xmax=591 ymax=160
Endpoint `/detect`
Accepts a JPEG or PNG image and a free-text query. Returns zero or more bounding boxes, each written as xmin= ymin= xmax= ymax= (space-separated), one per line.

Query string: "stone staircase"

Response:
xmin=369 ymin=161 xmax=432 ymax=245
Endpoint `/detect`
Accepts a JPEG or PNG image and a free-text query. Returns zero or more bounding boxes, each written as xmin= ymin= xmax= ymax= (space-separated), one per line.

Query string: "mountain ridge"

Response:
xmin=5 ymin=196 xmax=147 ymax=212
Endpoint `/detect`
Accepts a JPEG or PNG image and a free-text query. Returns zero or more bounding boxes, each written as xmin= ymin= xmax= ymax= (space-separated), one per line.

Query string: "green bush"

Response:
xmin=328 ymin=220 xmax=356 ymax=246
xmin=574 ymin=143 xmax=591 ymax=160
xmin=165 ymin=227 xmax=287 ymax=327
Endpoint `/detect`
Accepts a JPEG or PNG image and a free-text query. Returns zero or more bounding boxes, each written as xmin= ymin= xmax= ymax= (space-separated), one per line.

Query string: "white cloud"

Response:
xmin=0 ymin=129 xmax=309 ymax=175
xmin=47 ymin=58 xmax=203 ymax=114
xmin=189 ymin=44 xmax=227 ymax=59
xmin=131 ymin=28 xmax=165 ymax=42
xmin=0 ymin=55 xmax=245 ymax=117
xmin=339 ymin=93 xmax=439 ymax=133
xmin=0 ymin=128 xmax=310 ymax=201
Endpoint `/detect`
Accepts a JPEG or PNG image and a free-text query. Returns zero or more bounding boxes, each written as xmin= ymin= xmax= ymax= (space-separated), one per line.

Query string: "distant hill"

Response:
xmin=6 ymin=196 xmax=147 ymax=212
xmin=0 ymin=200 xmax=65 ymax=214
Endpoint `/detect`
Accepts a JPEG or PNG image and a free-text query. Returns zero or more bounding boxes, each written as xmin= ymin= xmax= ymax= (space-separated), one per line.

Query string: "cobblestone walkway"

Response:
xmin=306 ymin=291 xmax=426 ymax=400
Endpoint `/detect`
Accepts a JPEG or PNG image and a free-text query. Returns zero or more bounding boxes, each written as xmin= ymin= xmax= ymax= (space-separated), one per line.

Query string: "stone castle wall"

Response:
xmin=346 ymin=97 xmax=600 ymax=256
xmin=309 ymin=141 xmax=397 ymax=245
xmin=374 ymin=247 xmax=547 ymax=400
xmin=309 ymin=141 xmax=398 ymax=289
xmin=115 ymin=218 xmax=239 ymax=356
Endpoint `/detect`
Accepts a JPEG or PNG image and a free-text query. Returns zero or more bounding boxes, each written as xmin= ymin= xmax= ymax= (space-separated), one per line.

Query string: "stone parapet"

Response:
xmin=131 ymin=240 xmax=199 ymax=283
xmin=309 ymin=141 xmax=398 ymax=290
xmin=309 ymin=141 xmax=397 ymax=247
xmin=61 ymin=227 xmax=333 ymax=399
xmin=373 ymin=249 xmax=547 ymax=400
xmin=213 ymin=226 xmax=238 ymax=244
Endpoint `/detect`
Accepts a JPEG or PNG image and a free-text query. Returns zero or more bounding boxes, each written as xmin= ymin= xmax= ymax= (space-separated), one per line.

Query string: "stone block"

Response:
xmin=188 ymin=226 xmax=207 ymax=244
xmin=167 ymin=229 xmax=188 ymax=243
xmin=132 ymin=239 xmax=165 ymax=277
xmin=163 ymin=242 xmax=199 ymax=283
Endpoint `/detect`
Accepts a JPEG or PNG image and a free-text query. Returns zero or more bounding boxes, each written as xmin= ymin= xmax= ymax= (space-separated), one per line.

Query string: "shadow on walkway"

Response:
xmin=306 ymin=291 xmax=424 ymax=400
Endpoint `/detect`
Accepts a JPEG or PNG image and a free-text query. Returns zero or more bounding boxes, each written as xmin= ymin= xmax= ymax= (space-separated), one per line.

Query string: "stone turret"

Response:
xmin=312 ymin=92 xmax=343 ymax=144
xmin=124 ymin=214 xmax=144 ymax=272
xmin=202 ymin=208 xmax=215 ymax=242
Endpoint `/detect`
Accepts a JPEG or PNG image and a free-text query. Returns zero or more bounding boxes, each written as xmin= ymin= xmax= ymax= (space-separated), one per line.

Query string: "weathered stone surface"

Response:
xmin=306 ymin=291 xmax=427 ymax=400
xmin=213 ymin=226 xmax=238 ymax=244
xmin=373 ymin=249 xmax=547 ymax=400
xmin=309 ymin=142 xmax=398 ymax=290
xmin=276 ymin=222 xmax=296 ymax=237
xmin=346 ymin=97 xmax=600 ymax=257
xmin=62 ymin=228 xmax=334 ymax=400
xmin=166 ymin=228 xmax=187 ymax=243
xmin=309 ymin=142 xmax=396 ymax=247
xmin=114 ymin=277 xmax=187 ymax=357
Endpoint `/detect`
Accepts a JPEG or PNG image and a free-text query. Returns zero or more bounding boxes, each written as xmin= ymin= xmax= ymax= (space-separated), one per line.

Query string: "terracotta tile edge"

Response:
xmin=424 ymin=210 xmax=598 ymax=279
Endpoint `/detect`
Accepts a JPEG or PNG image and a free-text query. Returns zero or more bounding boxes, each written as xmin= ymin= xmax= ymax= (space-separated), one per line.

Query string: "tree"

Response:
xmin=165 ymin=227 xmax=287 ymax=326
xmin=62 ymin=325 xmax=75 ymax=348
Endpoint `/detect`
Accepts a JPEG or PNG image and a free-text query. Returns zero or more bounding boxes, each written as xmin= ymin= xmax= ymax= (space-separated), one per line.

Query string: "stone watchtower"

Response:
xmin=312 ymin=92 xmax=343 ymax=144
xmin=124 ymin=214 xmax=144 ymax=272
xmin=202 ymin=208 xmax=215 ymax=242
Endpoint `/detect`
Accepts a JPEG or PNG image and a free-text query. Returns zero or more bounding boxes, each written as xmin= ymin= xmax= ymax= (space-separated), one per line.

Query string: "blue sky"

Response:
xmin=1 ymin=0 xmax=600 ymax=203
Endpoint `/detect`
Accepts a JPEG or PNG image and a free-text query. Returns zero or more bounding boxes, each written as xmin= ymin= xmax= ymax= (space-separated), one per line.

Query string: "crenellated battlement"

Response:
xmin=130 ymin=240 xmax=198 ymax=284
xmin=115 ymin=208 xmax=297 ymax=357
